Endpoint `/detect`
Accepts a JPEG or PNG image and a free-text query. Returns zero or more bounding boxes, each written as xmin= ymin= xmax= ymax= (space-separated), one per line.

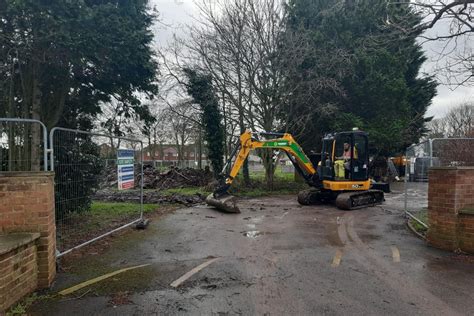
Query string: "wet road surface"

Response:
xmin=32 ymin=189 xmax=474 ymax=315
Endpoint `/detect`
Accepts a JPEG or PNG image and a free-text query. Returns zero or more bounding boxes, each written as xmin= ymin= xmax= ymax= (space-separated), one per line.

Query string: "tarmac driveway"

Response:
xmin=31 ymin=189 xmax=474 ymax=315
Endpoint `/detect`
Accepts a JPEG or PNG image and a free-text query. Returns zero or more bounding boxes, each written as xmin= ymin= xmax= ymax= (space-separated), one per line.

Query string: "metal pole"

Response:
xmin=429 ymin=139 xmax=433 ymax=167
xmin=404 ymin=148 xmax=409 ymax=213
xmin=56 ymin=218 xmax=143 ymax=258
xmin=140 ymin=141 xmax=144 ymax=220
xmin=48 ymin=126 xmax=140 ymax=143
xmin=405 ymin=211 xmax=428 ymax=229
xmin=49 ymin=127 xmax=56 ymax=171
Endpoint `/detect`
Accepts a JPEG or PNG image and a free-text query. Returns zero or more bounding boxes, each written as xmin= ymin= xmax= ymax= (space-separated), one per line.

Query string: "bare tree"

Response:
xmin=160 ymin=0 xmax=290 ymax=185
xmin=426 ymin=102 xmax=474 ymax=137
xmin=426 ymin=117 xmax=448 ymax=138
xmin=163 ymin=101 xmax=198 ymax=164
xmin=444 ymin=102 xmax=473 ymax=136
xmin=133 ymin=103 xmax=170 ymax=160
xmin=159 ymin=0 xmax=350 ymax=186
xmin=389 ymin=1 xmax=474 ymax=86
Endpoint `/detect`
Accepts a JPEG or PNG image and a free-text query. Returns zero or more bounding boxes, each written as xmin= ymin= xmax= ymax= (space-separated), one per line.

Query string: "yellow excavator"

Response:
xmin=206 ymin=129 xmax=384 ymax=213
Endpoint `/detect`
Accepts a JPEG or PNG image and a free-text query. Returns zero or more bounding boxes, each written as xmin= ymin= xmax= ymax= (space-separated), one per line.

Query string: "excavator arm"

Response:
xmin=213 ymin=130 xmax=318 ymax=198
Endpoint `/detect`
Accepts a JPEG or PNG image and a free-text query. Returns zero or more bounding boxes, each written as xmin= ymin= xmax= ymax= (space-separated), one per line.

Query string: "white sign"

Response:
xmin=117 ymin=149 xmax=135 ymax=190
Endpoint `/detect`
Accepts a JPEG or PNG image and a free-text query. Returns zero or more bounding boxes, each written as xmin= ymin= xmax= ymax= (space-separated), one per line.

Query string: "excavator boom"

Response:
xmin=207 ymin=130 xmax=317 ymax=213
xmin=219 ymin=131 xmax=316 ymax=189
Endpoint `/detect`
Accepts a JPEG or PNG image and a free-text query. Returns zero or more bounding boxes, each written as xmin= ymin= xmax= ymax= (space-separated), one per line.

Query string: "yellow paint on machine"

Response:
xmin=322 ymin=180 xmax=371 ymax=191
xmin=331 ymin=249 xmax=343 ymax=267
xmin=58 ymin=264 xmax=151 ymax=296
xmin=391 ymin=246 xmax=401 ymax=263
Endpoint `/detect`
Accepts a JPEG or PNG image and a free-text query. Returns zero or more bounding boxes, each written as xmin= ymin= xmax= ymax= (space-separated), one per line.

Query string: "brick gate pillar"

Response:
xmin=0 ymin=172 xmax=56 ymax=287
xmin=427 ymin=167 xmax=474 ymax=253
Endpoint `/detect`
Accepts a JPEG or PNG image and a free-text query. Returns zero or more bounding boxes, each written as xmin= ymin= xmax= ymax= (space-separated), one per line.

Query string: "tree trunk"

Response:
xmin=148 ymin=135 xmax=153 ymax=160
xmin=198 ymin=127 xmax=202 ymax=169
xmin=221 ymin=90 xmax=228 ymax=160
xmin=261 ymin=149 xmax=276 ymax=190
xmin=261 ymin=119 xmax=277 ymax=189
xmin=7 ymin=66 xmax=15 ymax=171
xmin=239 ymin=122 xmax=250 ymax=185
xmin=236 ymin=48 xmax=250 ymax=186
xmin=30 ymin=64 xmax=42 ymax=171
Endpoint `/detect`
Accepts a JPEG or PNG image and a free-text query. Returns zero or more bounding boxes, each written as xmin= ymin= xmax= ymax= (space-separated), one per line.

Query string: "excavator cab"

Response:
xmin=320 ymin=131 xmax=369 ymax=182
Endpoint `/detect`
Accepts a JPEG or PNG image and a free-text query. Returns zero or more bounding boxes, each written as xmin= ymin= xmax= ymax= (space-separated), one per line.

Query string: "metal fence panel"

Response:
xmin=404 ymin=138 xmax=474 ymax=227
xmin=50 ymin=127 xmax=144 ymax=257
xmin=0 ymin=118 xmax=48 ymax=171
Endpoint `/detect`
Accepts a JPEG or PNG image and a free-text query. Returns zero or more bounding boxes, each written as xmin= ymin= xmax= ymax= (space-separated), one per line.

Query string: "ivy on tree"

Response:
xmin=183 ymin=68 xmax=225 ymax=177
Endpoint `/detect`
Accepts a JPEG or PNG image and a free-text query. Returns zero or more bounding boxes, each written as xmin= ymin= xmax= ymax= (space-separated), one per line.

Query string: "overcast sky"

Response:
xmin=150 ymin=0 xmax=473 ymax=119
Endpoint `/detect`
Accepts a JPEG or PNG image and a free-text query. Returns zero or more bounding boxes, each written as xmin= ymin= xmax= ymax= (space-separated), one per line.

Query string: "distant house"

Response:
xmin=143 ymin=144 xmax=207 ymax=162
xmin=102 ymin=142 xmax=291 ymax=167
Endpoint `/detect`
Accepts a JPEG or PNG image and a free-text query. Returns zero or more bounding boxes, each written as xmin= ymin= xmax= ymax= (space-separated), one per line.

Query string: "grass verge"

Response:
xmin=409 ymin=208 xmax=428 ymax=235
xmin=58 ymin=202 xmax=168 ymax=254
xmin=8 ymin=293 xmax=52 ymax=316
xmin=229 ymin=170 xmax=307 ymax=197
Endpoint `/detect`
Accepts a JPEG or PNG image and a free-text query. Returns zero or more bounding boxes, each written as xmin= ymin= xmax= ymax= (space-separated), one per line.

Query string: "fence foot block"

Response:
xmin=135 ymin=219 xmax=150 ymax=230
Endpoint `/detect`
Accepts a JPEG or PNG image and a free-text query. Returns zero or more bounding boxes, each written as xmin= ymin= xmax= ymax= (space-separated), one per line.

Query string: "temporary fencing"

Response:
xmin=0 ymin=118 xmax=48 ymax=172
xmin=50 ymin=127 xmax=144 ymax=257
xmin=404 ymin=138 xmax=474 ymax=228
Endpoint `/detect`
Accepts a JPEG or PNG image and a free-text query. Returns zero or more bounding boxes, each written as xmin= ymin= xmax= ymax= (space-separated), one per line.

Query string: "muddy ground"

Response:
xmin=30 ymin=184 xmax=474 ymax=315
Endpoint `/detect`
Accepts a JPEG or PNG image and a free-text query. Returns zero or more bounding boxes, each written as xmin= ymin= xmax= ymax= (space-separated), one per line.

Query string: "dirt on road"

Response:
xmin=30 ymin=189 xmax=474 ymax=315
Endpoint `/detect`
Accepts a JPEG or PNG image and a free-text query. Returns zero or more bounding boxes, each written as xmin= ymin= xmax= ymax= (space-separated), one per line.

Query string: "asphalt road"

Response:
xmin=32 ymin=188 xmax=474 ymax=315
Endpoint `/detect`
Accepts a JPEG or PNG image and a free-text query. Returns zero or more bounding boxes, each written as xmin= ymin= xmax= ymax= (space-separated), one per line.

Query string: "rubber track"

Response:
xmin=335 ymin=190 xmax=385 ymax=210
xmin=297 ymin=189 xmax=325 ymax=205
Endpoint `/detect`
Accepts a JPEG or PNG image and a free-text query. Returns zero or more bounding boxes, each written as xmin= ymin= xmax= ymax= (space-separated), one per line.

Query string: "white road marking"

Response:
xmin=331 ymin=249 xmax=343 ymax=267
xmin=277 ymin=211 xmax=289 ymax=219
xmin=59 ymin=264 xmax=150 ymax=296
xmin=170 ymin=258 xmax=220 ymax=288
xmin=391 ymin=246 xmax=400 ymax=263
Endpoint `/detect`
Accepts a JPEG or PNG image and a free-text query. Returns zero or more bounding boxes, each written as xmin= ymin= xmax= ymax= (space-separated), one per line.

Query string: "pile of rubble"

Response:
xmin=100 ymin=165 xmax=213 ymax=190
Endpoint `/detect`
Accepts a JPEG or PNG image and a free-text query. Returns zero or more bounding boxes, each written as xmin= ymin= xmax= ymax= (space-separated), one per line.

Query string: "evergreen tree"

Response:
xmin=0 ymin=0 xmax=158 ymax=213
xmin=0 ymin=0 xmax=158 ymax=129
xmin=282 ymin=0 xmax=437 ymax=156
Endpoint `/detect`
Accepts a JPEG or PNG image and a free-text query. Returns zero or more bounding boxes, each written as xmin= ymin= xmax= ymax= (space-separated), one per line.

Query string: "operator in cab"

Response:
xmin=335 ymin=142 xmax=356 ymax=179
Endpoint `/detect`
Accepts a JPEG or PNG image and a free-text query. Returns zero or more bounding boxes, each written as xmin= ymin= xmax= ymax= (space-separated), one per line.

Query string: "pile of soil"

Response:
xmin=100 ymin=165 xmax=213 ymax=190
xmin=140 ymin=165 xmax=213 ymax=190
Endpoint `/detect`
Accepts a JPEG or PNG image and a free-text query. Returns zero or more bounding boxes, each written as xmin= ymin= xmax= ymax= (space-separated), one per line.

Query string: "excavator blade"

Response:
xmin=205 ymin=193 xmax=241 ymax=213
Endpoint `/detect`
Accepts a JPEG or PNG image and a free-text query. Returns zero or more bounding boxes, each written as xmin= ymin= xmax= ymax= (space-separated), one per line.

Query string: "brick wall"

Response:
xmin=0 ymin=172 xmax=56 ymax=288
xmin=0 ymin=234 xmax=39 ymax=312
xmin=427 ymin=167 xmax=474 ymax=253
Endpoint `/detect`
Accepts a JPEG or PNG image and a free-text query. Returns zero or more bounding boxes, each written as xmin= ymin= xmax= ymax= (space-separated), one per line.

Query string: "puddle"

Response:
xmin=251 ymin=216 xmax=265 ymax=223
xmin=243 ymin=231 xmax=263 ymax=239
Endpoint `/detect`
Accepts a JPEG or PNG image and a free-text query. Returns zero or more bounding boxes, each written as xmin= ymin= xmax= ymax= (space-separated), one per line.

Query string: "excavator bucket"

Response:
xmin=205 ymin=194 xmax=241 ymax=213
